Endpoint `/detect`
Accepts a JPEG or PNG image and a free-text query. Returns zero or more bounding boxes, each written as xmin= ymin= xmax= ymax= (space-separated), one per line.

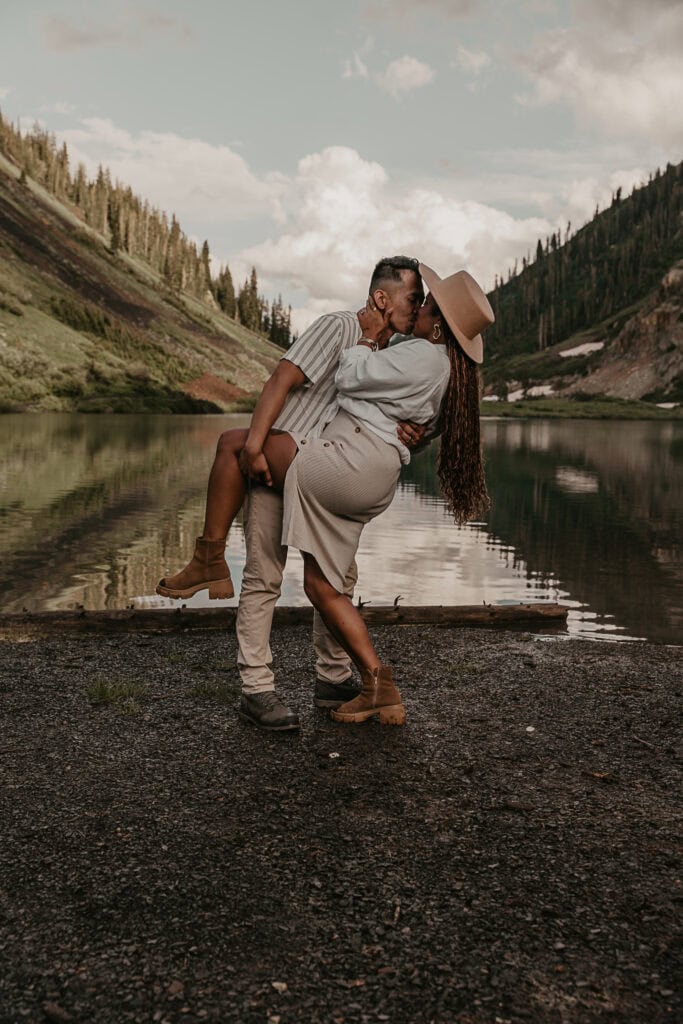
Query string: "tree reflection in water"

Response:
xmin=401 ymin=419 xmax=683 ymax=643
xmin=0 ymin=413 xmax=680 ymax=643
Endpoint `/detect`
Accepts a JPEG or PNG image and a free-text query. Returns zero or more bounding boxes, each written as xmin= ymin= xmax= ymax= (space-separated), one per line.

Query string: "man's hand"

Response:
xmin=397 ymin=421 xmax=426 ymax=449
xmin=239 ymin=448 xmax=273 ymax=486
xmin=357 ymin=295 xmax=394 ymax=349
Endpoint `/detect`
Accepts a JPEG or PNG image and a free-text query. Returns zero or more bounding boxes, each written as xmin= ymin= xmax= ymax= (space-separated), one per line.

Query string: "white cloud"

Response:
xmin=458 ymin=145 xmax=652 ymax=225
xmin=58 ymin=117 xmax=285 ymax=222
xmin=232 ymin=145 xmax=554 ymax=332
xmin=452 ymin=45 xmax=490 ymax=74
xmin=51 ymin=101 xmax=76 ymax=115
xmin=41 ymin=12 xmax=193 ymax=52
xmin=561 ymin=167 xmax=649 ymax=226
xmin=342 ymin=53 xmax=369 ymax=80
xmin=0 ymin=86 xmax=12 ymax=100
xmin=343 ymin=51 xmax=436 ymax=100
xmin=41 ymin=114 xmax=663 ymax=338
xmin=516 ymin=0 xmax=683 ymax=148
xmin=377 ymin=56 xmax=436 ymax=98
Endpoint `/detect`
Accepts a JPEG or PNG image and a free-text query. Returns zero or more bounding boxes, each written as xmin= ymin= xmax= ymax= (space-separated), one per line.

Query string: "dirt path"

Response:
xmin=0 ymin=626 xmax=680 ymax=1023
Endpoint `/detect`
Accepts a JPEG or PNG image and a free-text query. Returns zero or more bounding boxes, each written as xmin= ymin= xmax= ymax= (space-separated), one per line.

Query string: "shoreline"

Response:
xmin=479 ymin=397 xmax=682 ymax=420
xmin=0 ymin=602 xmax=568 ymax=639
xmin=1 ymin=623 xmax=680 ymax=1023
xmin=1 ymin=399 xmax=681 ymax=420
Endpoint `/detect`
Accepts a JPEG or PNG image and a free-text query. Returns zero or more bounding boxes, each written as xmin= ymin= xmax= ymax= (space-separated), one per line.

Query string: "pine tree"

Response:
xmin=164 ymin=215 xmax=183 ymax=291
xmin=215 ymin=265 xmax=236 ymax=317
xmin=237 ymin=267 xmax=262 ymax=331
xmin=199 ymin=240 xmax=212 ymax=297
xmin=107 ymin=194 xmax=122 ymax=252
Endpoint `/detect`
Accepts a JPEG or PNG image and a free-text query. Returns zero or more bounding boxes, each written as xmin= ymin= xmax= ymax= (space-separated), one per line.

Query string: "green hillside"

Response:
xmin=0 ymin=136 xmax=282 ymax=413
xmin=484 ymin=161 xmax=683 ymax=399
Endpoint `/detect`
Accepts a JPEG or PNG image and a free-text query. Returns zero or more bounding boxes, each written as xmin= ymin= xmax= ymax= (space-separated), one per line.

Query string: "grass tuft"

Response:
xmin=85 ymin=678 xmax=147 ymax=707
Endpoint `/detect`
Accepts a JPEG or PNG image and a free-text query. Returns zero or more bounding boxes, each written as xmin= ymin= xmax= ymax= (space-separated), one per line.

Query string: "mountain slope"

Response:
xmin=561 ymin=261 xmax=683 ymax=402
xmin=0 ymin=152 xmax=280 ymax=413
xmin=484 ymin=161 xmax=683 ymax=404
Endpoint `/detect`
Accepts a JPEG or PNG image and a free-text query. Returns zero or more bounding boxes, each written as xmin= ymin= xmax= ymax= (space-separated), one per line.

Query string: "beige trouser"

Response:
xmin=236 ymin=486 xmax=357 ymax=695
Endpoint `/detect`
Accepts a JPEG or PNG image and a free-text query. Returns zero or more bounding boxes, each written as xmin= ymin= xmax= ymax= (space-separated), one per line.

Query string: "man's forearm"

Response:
xmin=245 ymin=376 xmax=291 ymax=453
xmin=245 ymin=361 xmax=306 ymax=454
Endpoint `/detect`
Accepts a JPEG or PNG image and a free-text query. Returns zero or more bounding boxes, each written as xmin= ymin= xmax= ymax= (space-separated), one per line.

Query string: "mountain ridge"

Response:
xmin=1 ymin=116 xmax=682 ymax=413
xmin=0 ymin=148 xmax=280 ymax=413
xmin=484 ymin=160 xmax=683 ymax=405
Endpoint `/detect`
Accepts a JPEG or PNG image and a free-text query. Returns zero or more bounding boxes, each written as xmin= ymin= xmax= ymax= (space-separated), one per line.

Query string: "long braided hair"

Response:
xmin=436 ymin=309 xmax=490 ymax=523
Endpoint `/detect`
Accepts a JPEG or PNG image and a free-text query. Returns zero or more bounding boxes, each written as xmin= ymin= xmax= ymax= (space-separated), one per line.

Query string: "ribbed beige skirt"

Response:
xmin=282 ymin=410 xmax=402 ymax=591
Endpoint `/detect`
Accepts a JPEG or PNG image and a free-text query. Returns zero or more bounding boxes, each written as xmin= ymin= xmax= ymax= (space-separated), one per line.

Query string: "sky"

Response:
xmin=1 ymin=0 xmax=682 ymax=330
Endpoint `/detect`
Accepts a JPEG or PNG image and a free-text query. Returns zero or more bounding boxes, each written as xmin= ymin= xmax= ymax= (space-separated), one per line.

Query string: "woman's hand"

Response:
xmin=239 ymin=448 xmax=273 ymax=486
xmin=357 ymin=295 xmax=393 ymax=349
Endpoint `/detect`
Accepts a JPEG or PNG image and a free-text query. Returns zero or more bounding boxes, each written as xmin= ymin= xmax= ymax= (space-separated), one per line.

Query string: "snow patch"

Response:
xmin=559 ymin=341 xmax=605 ymax=358
xmin=507 ymin=385 xmax=554 ymax=402
xmin=527 ymin=385 xmax=555 ymax=397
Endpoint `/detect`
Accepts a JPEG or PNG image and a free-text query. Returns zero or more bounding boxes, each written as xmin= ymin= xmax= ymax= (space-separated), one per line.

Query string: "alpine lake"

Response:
xmin=1 ymin=412 xmax=681 ymax=644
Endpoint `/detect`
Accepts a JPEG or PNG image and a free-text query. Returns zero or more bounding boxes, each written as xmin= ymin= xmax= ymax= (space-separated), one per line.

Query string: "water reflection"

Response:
xmin=0 ymin=413 xmax=680 ymax=643
xmin=403 ymin=419 xmax=683 ymax=643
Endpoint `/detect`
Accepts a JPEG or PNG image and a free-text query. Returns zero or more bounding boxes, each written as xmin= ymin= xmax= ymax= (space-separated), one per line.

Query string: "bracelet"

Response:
xmin=358 ymin=337 xmax=379 ymax=351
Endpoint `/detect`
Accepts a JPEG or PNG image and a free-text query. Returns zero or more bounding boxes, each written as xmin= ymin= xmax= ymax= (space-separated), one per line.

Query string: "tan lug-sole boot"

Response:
xmin=156 ymin=537 xmax=234 ymax=600
xmin=331 ymin=666 xmax=406 ymax=726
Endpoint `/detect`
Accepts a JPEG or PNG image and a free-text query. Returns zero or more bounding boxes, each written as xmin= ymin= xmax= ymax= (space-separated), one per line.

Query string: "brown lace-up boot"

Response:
xmin=156 ymin=537 xmax=234 ymax=600
xmin=330 ymin=666 xmax=405 ymax=725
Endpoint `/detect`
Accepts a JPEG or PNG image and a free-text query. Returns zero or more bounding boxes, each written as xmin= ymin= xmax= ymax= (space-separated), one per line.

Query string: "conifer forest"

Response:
xmin=0 ymin=113 xmax=293 ymax=349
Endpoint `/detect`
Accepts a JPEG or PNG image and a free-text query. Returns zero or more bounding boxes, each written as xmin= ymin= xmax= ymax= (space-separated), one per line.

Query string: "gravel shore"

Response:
xmin=0 ymin=625 xmax=680 ymax=1024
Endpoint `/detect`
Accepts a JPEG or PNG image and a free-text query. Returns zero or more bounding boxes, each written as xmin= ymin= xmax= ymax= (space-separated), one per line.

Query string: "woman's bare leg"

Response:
xmin=158 ymin=429 xmax=299 ymax=599
xmin=202 ymin=429 xmax=298 ymax=540
xmin=201 ymin=429 xmax=249 ymax=540
xmin=302 ymin=554 xmax=380 ymax=673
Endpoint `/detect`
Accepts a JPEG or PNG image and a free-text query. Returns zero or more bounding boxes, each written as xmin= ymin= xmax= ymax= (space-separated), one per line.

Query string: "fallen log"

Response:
xmin=0 ymin=603 xmax=568 ymax=637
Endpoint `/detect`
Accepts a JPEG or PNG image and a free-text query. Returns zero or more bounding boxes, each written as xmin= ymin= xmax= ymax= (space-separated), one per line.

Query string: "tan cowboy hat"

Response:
xmin=418 ymin=263 xmax=495 ymax=364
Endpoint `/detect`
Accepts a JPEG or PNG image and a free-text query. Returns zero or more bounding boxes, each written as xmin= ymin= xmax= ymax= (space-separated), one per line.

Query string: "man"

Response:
xmin=159 ymin=256 xmax=426 ymax=730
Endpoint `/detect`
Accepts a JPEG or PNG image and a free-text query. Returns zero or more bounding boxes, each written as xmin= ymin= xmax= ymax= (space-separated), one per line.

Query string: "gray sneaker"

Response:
xmin=239 ymin=691 xmax=301 ymax=731
xmin=314 ymin=677 xmax=361 ymax=709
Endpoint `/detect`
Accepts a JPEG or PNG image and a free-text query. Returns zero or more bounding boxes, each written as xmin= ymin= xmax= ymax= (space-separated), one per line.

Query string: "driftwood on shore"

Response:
xmin=0 ymin=603 xmax=568 ymax=637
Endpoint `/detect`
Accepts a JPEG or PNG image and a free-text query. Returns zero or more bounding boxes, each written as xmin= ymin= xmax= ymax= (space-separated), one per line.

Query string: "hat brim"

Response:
xmin=419 ymin=262 xmax=484 ymax=364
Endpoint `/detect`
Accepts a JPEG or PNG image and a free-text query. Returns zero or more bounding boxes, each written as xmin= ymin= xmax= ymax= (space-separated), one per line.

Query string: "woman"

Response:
xmin=158 ymin=265 xmax=494 ymax=725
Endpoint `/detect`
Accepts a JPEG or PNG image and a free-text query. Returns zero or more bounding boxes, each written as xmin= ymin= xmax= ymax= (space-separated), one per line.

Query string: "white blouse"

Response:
xmin=332 ymin=338 xmax=450 ymax=464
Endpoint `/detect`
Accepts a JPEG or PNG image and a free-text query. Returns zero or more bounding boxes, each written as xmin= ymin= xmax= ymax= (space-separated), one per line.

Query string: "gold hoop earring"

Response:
xmin=433 ymin=323 xmax=441 ymax=341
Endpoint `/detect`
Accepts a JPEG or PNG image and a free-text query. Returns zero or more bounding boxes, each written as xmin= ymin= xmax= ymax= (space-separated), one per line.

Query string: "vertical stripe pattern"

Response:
xmin=273 ymin=311 xmax=360 ymax=438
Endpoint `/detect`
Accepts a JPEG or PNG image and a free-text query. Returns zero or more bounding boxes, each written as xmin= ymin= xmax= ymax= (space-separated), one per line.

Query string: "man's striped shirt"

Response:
xmin=273 ymin=310 xmax=361 ymax=438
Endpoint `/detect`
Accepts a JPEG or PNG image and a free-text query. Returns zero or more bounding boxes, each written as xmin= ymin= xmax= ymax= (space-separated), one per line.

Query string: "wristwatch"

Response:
xmin=358 ymin=337 xmax=379 ymax=351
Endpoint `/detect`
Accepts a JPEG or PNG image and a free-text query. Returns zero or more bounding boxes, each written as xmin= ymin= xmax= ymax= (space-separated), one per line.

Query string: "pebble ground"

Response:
xmin=0 ymin=625 xmax=680 ymax=1024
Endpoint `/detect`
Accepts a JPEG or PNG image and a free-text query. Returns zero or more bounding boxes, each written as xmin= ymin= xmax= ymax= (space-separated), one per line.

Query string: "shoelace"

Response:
xmin=255 ymin=691 xmax=282 ymax=710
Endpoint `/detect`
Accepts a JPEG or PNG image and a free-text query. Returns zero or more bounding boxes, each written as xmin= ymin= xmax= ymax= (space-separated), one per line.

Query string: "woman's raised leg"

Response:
xmin=158 ymin=429 xmax=298 ymax=600
xmin=202 ymin=428 xmax=251 ymax=540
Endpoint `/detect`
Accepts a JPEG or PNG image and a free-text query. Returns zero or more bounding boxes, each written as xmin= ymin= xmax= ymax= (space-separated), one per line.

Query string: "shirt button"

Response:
xmin=323 ymin=441 xmax=330 ymax=447
xmin=354 ymin=427 xmax=361 ymax=433
xmin=300 ymin=439 xmax=307 ymax=445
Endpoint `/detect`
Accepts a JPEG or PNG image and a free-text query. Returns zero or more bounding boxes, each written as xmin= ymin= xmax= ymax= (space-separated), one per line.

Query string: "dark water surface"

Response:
xmin=0 ymin=413 xmax=681 ymax=643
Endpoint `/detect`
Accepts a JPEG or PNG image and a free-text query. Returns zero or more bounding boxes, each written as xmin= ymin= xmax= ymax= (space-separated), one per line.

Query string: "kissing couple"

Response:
xmin=157 ymin=256 xmax=495 ymax=731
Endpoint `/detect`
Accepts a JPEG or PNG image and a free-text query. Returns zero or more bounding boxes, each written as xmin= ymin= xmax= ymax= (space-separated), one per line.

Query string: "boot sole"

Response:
xmin=314 ymin=696 xmax=360 ymax=709
xmin=239 ymin=710 xmax=301 ymax=732
xmin=156 ymin=578 xmax=234 ymax=600
xmin=331 ymin=703 xmax=406 ymax=726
